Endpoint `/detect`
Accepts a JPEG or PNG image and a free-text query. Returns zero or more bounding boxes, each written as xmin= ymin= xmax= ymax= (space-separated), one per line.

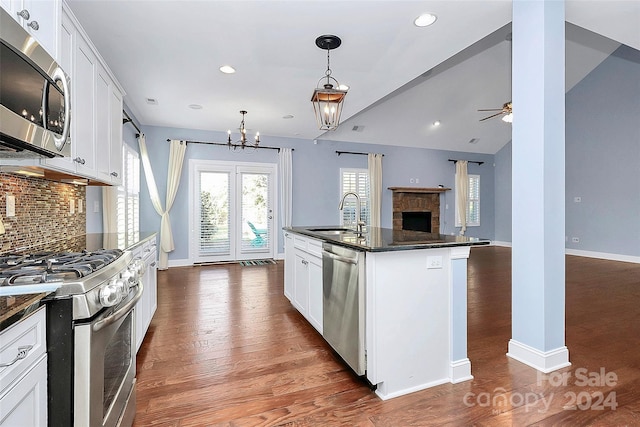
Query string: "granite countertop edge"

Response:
xmin=284 ymin=226 xmax=490 ymax=252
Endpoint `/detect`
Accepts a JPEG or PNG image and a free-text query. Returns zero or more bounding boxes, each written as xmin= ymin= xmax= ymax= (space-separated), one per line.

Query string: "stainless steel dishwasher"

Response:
xmin=322 ymin=242 xmax=366 ymax=375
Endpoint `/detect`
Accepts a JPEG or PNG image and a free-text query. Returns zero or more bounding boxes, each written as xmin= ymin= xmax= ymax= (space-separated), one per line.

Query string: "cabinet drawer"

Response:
xmin=306 ymin=238 xmax=323 ymax=258
xmin=0 ymin=307 xmax=46 ymax=396
xmin=293 ymin=235 xmax=308 ymax=251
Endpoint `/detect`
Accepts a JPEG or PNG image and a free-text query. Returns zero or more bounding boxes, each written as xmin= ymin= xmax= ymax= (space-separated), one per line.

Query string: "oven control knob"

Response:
xmin=100 ymin=278 xmax=126 ymax=307
xmin=121 ymin=269 xmax=137 ymax=286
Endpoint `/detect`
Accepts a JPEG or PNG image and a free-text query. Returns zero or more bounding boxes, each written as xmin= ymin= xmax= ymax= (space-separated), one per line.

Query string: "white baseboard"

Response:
xmin=565 ymin=249 xmax=640 ymax=264
xmin=375 ymin=378 xmax=451 ymax=401
xmin=487 ymin=242 xmax=639 ymax=264
xmin=450 ymin=358 xmax=473 ymax=384
xmin=167 ymin=259 xmax=192 ymax=268
xmin=507 ymin=339 xmax=571 ymax=373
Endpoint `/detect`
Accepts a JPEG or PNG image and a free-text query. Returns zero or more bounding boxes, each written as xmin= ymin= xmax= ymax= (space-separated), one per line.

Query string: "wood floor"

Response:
xmin=133 ymin=246 xmax=640 ymax=426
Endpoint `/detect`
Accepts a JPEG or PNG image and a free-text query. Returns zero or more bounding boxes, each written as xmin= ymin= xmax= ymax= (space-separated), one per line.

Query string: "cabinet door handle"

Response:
xmin=301 ymin=259 xmax=308 ymax=265
xmin=74 ymin=157 xmax=86 ymax=165
xmin=16 ymin=9 xmax=30 ymax=20
xmin=27 ymin=20 xmax=39 ymax=31
xmin=111 ymin=171 xmax=118 ymax=177
xmin=0 ymin=345 xmax=33 ymax=368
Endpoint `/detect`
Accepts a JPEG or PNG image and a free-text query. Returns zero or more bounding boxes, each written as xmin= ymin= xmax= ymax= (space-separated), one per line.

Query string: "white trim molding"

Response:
xmin=507 ymin=339 xmax=571 ymax=373
xmin=450 ymin=359 xmax=473 ymax=383
xmin=565 ymin=249 xmax=640 ymax=264
xmin=492 ymin=241 xmax=512 ymax=247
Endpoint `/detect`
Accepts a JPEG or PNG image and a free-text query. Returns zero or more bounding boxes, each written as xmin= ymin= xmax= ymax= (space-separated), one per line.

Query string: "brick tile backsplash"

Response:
xmin=0 ymin=173 xmax=86 ymax=254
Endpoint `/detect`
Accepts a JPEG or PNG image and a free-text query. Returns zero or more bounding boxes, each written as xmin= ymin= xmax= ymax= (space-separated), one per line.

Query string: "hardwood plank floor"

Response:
xmin=133 ymin=247 xmax=640 ymax=426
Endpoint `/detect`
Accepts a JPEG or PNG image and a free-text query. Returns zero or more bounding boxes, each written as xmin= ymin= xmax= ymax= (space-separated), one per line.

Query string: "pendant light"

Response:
xmin=228 ymin=110 xmax=259 ymax=149
xmin=311 ymin=35 xmax=348 ymax=131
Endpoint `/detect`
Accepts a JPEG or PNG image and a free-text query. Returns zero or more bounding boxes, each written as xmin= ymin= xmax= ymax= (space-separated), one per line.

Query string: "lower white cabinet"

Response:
xmin=134 ymin=238 xmax=158 ymax=352
xmin=284 ymin=232 xmax=323 ymax=334
xmin=0 ymin=307 xmax=47 ymax=427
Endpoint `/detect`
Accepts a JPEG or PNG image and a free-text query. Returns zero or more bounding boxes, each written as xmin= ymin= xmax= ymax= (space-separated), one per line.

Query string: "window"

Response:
xmin=340 ymin=168 xmax=370 ymax=228
xmin=455 ymin=174 xmax=480 ymax=227
xmin=116 ymin=144 xmax=140 ymax=247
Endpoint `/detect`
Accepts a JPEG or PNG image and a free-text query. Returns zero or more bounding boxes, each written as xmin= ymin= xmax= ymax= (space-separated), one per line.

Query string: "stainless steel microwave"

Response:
xmin=0 ymin=8 xmax=71 ymax=158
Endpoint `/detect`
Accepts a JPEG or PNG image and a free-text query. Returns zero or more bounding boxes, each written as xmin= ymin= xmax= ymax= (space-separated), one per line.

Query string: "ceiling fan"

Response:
xmin=478 ymin=101 xmax=513 ymax=122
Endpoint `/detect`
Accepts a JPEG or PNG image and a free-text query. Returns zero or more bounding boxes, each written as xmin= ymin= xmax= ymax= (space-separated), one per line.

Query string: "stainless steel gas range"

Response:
xmin=0 ymin=246 xmax=145 ymax=427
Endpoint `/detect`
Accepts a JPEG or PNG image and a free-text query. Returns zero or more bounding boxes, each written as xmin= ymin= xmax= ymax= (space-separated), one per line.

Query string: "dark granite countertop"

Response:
xmin=284 ymin=226 xmax=490 ymax=252
xmin=0 ymin=292 xmax=48 ymax=332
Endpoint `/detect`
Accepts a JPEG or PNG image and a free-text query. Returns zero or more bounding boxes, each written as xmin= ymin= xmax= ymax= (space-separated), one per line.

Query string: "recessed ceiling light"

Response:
xmin=414 ymin=13 xmax=437 ymax=27
xmin=433 ymin=120 xmax=441 ymax=127
xmin=282 ymin=114 xmax=294 ymax=119
xmin=219 ymin=65 xmax=236 ymax=74
xmin=188 ymin=104 xmax=203 ymax=110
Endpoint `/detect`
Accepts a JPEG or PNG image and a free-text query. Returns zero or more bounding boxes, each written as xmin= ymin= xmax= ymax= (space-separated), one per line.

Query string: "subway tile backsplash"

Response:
xmin=0 ymin=173 xmax=86 ymax=254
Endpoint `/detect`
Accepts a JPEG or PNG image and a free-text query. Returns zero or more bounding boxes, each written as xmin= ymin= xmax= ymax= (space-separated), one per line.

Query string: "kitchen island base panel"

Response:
xmin=366 ymin=248 xmax=469 ymax=399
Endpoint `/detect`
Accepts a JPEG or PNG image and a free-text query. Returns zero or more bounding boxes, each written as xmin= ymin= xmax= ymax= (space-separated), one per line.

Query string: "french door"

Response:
xmin=189 ymin=160 xmax=276 ymax=263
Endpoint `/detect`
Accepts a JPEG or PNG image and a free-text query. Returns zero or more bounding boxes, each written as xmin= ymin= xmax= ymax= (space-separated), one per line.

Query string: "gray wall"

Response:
xmin=136 ymin=125 xmax=495 ymax=263
xmin=565 ymin=45 xmax=640 ymax=256
xmin=494 ymin=140 xmax=512 ymax=243
xmin=493 ymin=45 xmax=640 ymax=256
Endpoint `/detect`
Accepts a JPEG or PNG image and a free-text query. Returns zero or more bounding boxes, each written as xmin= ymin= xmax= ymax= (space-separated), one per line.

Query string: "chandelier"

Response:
xmin=311 ymin=35 xmax=348 ymax=131
xmin=228 ymin=110 xmax=259 ymax=148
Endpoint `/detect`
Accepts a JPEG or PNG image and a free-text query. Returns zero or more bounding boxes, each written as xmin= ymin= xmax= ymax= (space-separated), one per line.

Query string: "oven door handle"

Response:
xmin=92 ymin=283 xmax=144 ymax=332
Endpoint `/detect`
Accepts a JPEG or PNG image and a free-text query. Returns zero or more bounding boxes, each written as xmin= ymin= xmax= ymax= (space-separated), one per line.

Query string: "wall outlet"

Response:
xmin=69 ymin=199 xmax=75 ymax=215
xmin=410 ymin=178 xmax=415 ymax=184
xmin=415 ymin=178 xmax=420 ymax=184
xmin=78 ymin=199 xmax=83 ymax=214
xmin=6 ymin=194 xmax=15 ymax=217
xmin=572 ymin=237 xmax=580 ymax=243
xmin=427 ymin=256 xmax=443 ymax=269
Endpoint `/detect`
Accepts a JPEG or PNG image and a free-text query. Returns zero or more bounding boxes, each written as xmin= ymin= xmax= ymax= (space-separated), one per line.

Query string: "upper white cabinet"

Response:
xmin=43 ymin=3 xmax=125 ymax=185
xmin=0 ymin=0 xmax=59 ymax=57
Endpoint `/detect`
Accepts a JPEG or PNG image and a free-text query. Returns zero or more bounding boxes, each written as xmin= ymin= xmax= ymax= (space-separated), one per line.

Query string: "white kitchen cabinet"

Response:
xmin=0 ymin=307 xmax=47 ymax=427
xmin=283 ymin=232 xmax=294 ymax=301
xmin=134 ymin=237 xmax=158 ymax=352
xmin=286 ymin=233 xmax=323 ymax=334
xmin=42 ymin=3 xmax=124 ymax=185
xmin=0 ymin=0 xmax=59 ymax=57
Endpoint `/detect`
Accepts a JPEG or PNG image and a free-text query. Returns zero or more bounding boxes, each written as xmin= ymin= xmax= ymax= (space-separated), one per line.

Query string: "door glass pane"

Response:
xmin=199 ymin=172 xmax=230 ymax=255
xmin=240 ymin=173 xmax=269 ymax=252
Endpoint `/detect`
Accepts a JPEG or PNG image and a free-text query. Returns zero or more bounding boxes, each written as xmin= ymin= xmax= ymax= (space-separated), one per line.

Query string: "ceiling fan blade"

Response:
xmin=479 ymin=112 xmax=505 ymax=121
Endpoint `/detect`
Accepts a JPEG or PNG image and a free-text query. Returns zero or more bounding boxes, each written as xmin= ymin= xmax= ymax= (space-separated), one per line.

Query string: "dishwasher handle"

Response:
xmin=322 ymin=248 xmax=358 ymax=265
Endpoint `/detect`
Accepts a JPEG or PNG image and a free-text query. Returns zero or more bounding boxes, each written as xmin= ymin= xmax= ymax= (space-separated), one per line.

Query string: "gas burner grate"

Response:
xmin=0 ymin=249 xmax=124 ymax=286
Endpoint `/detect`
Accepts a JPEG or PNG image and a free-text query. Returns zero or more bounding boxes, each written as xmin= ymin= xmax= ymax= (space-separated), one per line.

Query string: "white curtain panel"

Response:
xmin=279 ymin=148 xmax=293 ymax=227
xmin=368 ymin=153 xmax=383 ymax=228
xmin=455 ymin=160 xmax=468 ymax=236
xmin=138 ymin=135 xmax=187 ymax=269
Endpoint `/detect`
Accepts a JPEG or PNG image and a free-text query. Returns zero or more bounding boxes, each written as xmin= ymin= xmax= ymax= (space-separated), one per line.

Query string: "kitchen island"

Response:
xmin=283 ymin=226 xmax=489 ymax=400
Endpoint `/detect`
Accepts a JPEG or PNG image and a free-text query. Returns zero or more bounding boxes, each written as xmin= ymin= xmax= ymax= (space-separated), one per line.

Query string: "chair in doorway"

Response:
xmin=247 ymin=221 xmax=267 ymax=247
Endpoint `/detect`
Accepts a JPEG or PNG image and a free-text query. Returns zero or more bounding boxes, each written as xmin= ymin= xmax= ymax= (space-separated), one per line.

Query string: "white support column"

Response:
xmin=508 ymin=0 xmax=570 ymax=372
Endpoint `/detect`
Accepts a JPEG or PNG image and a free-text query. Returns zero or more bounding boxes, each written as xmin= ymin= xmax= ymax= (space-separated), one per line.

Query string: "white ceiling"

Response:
xmin=67 ymin=1 xmax=639 ymax=155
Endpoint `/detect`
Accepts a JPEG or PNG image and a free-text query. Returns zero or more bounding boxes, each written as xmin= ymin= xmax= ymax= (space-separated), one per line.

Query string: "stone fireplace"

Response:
xmin=389 ymin=187 xmax=450 ymax=233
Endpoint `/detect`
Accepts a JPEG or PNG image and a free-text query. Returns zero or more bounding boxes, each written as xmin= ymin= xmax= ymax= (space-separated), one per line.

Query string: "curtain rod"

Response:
xmin=336 ymin=151 xmax=384 ymax=156
xmin=448 ymin=159 xmax=484 ymax=165
xmin=122 ymin=110 xmax=141 ymax=136
xmin=165 ymin=139 xmax=292 ymax=152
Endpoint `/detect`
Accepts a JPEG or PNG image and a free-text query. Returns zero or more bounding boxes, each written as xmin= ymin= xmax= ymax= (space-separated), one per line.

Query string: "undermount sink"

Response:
xmin=307 ymin=228 xmax=357 ymax=235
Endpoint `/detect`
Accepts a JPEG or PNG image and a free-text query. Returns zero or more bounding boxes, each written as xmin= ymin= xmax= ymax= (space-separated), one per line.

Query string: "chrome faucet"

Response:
xmin=339 ymin=191 xmax=365 ymax=234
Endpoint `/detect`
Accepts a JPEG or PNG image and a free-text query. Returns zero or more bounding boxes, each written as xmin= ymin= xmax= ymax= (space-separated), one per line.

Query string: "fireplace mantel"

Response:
xmin=388 ymin=187 xmax=451 ymax=194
